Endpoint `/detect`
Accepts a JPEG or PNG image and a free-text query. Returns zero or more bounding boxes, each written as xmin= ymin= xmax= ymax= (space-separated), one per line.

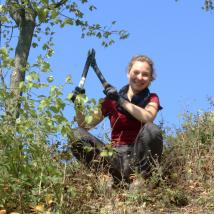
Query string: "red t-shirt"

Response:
xmin=101 ymin=93 xmax=160 ymax=146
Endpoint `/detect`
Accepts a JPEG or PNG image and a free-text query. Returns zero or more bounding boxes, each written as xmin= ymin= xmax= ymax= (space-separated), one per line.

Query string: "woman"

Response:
xmin=70 ymin=55 xmax=163 ymax=186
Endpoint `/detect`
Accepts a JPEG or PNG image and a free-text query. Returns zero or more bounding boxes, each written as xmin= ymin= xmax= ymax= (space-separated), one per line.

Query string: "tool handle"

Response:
xmin=78 ymin=49 xmax=94 ymax=88
xmin=71 ymin=86 xmax=85 ymax=102
xmin=70 ymin=49 xmax=94 ymax=102
xmin=90 ymin=57 xmax=110 ymax=89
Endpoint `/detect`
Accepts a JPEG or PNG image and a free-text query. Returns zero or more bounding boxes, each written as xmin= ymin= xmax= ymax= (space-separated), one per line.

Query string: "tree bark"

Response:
xmin=9 ymin=5 xmax=36 ymax=117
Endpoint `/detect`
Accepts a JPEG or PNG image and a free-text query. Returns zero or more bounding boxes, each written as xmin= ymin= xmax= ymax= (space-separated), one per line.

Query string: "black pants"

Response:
xmin=68 ymin=123 xmax=163 ymax=184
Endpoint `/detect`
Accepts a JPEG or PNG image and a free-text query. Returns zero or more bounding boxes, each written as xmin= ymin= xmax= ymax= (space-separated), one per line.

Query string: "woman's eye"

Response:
xmin=142 ymin=73 xmax=150 ymax=77
xmin=134 ymin=71 xmax=140 ymax=75
xmin=133 ymin=70 xmax=151 ymax=78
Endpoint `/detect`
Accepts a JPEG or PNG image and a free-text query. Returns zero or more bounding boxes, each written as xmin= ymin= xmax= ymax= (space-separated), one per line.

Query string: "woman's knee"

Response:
xmin=143 ymin=123 xmax=162 ymax=139
xmin=136 ymin=123 xmax=163 ymax=157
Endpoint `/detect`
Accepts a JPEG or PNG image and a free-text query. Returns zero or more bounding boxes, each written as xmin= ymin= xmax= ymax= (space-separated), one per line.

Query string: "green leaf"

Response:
xmin=100 ymin=149 xmax=113 ymax=157
xmin=46 ymin=49 xmax=54 ymax=58
xmin=65 ymin=75 xmax=72 ymax=83
xmin=38 ymin=8 xmax=49 ymax=23
xmin=0 ymin=47 xmax=8 ymax=55
xmin=81 ymin=0 xmax=88 ymax=3
xmin=50 ymin=106 xmax=58 ymax=113
xmin=51 ymin=9 xmax=59 ymax=19
xmin=39 ymin=98 xmax=51 ymax=110
xmin=42 ymin=0 xmax=49 ymax=6
xmin=50 ymin=85 xmax=57 ymax=95
xmin=0 ymin=5 xmax=3 ymax=12
xmin=67 ymin=93 xmax=73 ymax=100
xmin=31 ymin=71 xmax=38 ymax=79
xmin=100 ymin=150 xmax=108 ymax=157
xmin=32 ymin=42 xmax=38 ymax=48
xmin=47 ymin=75 xmax=54 ymax=83
xmin=54 ymin=115 xmax=66 ymax=123
xmin=96 ymin=32 xmax=102 ymax=38
xmin=26 ymin=72 xmax=40 ymax=82
xmin=64 ymin=18 xmax=74 ymax=25
xmin=0 ymin=15 xmax=9 ymax=23
xmin=28 ymin=82 xmax=34 ymax=89
xmin=56 ymin=98 xmax=65 ymax=110
xmin=41 ymin=61 xmax=51 ymax=72
xmin=89 ymin=5 xmax=97 ymax=11
xmin=19 ymin=81 xmax=25 ymax=90
xmin=85 ymin=115 xmax=93 ymax=124
xmin=26 ymin=75 xmax=33 ymax=82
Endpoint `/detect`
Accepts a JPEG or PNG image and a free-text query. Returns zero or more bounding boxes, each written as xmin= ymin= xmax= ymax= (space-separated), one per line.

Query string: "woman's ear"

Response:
xmin=127 ymin=71 xmax=130 ymax=79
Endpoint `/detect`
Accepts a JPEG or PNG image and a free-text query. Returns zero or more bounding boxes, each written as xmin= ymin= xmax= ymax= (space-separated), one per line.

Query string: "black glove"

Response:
xmin=104 ymin=85 xmax=125 ymax=106
xmin=71 ymin=86 xmax=85 ymax=103
xmin=74 ymin=86 xmax=85 ymax=95
xmin=104 ymin=85 xmax=119 ymax=101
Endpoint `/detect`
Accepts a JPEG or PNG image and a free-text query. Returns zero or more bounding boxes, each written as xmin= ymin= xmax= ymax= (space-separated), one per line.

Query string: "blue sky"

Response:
xmin=31 ymin=0 xmax=214 ymax=131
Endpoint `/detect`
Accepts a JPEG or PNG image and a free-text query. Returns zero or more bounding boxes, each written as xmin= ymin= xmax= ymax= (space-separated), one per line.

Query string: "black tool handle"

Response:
xmin=90 ymin=51 xmax=110 ymax=89
xmin=71 ymin=49 xmax=94 ymax=102
xmin=78 ymin=49 xmax=94 ymax=88
xmin=71 ymin=86 xmax=85 ymax=102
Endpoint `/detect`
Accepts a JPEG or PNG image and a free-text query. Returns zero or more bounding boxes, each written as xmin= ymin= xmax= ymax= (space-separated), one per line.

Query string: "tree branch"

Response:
xmin=0 ymin=68 xmax=6 ymax=90
xmin=54 ymin=0 xmax=69 ymax=8
xmin=6 ymin=1 xmax=24 ymax=26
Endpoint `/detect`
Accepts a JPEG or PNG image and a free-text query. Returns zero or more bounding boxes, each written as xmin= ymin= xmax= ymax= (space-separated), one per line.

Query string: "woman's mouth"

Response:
xmin=133 ymin=82 xmax=144 ymax=87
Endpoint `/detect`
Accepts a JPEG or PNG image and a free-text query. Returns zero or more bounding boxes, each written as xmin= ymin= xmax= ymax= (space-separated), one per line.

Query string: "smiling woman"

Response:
xmin=69 ymin=54 xmax=163 ymax=188
xmin=124 ymin=56 xmax=159 ymax=122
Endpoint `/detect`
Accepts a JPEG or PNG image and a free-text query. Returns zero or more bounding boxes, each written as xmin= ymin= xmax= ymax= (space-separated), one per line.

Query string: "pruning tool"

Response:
xmin=71 ymin=49 xmax=95 ymax=102
xmin=90 ymin=48 xmax=110 ymax=90
xmin=71 ymin=48 xmax=111 ymax=102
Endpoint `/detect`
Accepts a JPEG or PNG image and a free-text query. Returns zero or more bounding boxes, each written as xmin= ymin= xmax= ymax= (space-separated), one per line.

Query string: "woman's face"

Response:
xmin=127 ymin=61 xmax=152 ymax=93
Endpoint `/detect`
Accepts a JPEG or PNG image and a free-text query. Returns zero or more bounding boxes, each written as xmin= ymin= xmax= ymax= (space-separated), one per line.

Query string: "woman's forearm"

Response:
xmin=121 ymin=100 xmax=158 ymax=123
xmin=75 ymin=108 xmax=104 ymax=130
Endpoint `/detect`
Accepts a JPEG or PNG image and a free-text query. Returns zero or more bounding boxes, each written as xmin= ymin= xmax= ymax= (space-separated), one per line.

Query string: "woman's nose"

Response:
xmin=137 ymin=74 xmax=143 ymax=80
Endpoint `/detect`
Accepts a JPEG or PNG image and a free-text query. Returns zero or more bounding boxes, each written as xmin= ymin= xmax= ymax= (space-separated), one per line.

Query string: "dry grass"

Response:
xmin=0 ymin=110 xmax=213 ymax=214
xmin=60 ymin=110 xmax=214 ymax=214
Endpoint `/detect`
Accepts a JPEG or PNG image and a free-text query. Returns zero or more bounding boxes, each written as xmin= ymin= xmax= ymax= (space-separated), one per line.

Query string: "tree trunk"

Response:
xmin=9 ymin=7 xmax=36 ymax=118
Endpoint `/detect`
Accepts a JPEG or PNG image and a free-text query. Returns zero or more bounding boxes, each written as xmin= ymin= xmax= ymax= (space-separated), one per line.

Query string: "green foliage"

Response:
xmin=1 ymin=0 xmax=129 ymax=50
xmin=0 ymin=1 xmax=213 ymax=213
xmin=74 ymin=94 xmax=102 ymax=127
xmin=163 ymin=107 xmax=214 ymax=179
xmin=0 ymin=67 xmax=74 ymax=212
xmin=203 ymin=0 xmax=214 ymax=10
xmin=0 ymin=47 xmax=14 ymax=68
xmin=175 ymin=0 xmax=214 ymax=11
xmin=62 ymin=102 xmax=212 ymax=213
xmin=100 ymin=143 xmax=114 ymax=157
xmin=0 ymin=0 xmax=129 ymax=120
xmin=0 ymin=1 xmax=129 ymax=211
